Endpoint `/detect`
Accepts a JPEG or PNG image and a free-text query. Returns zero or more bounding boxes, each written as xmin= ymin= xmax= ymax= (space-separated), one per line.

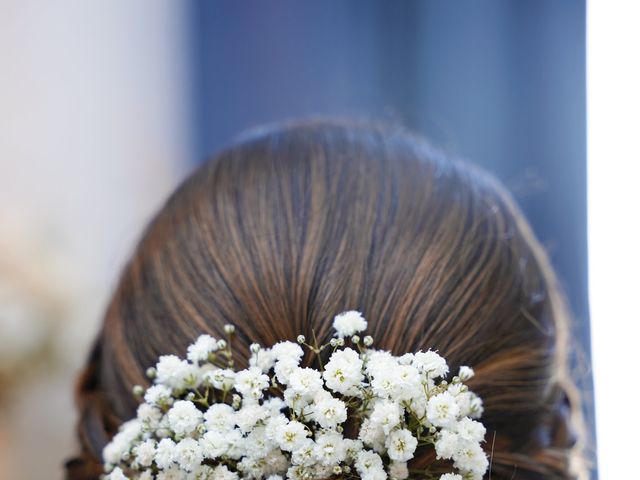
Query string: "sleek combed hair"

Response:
xmin=66 ymin=118 xmax=587 ymax=479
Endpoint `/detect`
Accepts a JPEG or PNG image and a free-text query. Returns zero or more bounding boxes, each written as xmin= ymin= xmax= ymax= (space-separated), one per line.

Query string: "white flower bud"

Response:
xmin=146 ymin=367 xmax=157 ymax=379
xmin=297 ymin=335 xmax=306 ymax=344
xmin=132 ymin=385 xmax=144 ymax=396
xmin=250 ymin=343 xmax=261 ymax=353
xmin=351 ymin=335 xmax=360 ymax=344
xmin=224 ymin=324 xmax=235 ymax=334
xmin=459 ymin=366 xmax=475 ymax=381
xmin=217 ymin=339 xmax=227 ymax=349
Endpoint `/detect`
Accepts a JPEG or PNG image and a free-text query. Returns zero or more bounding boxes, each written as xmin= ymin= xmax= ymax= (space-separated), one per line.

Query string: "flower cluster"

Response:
xmin=103 ymin=311 xmax=488 ymax=480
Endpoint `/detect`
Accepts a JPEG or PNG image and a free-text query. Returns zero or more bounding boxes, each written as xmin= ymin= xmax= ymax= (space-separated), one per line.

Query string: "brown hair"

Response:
xmin=66 ymin=118 xmax=587 ymax=479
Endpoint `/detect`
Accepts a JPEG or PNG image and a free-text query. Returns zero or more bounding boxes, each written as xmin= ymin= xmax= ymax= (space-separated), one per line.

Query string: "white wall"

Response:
xmin=0 ymin=1 xmax=191 ymax=478
xmin=588 ymin=1 xmax=640 ymax=477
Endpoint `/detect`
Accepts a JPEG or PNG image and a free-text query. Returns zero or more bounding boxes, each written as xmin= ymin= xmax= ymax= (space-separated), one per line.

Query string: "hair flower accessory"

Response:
xmin=103 ymin=312 xmax=489 ymax=480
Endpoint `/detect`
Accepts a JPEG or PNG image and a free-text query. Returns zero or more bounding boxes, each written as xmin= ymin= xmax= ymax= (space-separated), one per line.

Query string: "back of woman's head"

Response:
xmin=67 ymin=118 xmax=585 ymax=479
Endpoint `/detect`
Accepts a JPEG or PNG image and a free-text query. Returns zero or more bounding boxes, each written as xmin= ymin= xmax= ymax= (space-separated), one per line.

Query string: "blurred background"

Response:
xmin=0 ymin=1 xmax=598 ymax=479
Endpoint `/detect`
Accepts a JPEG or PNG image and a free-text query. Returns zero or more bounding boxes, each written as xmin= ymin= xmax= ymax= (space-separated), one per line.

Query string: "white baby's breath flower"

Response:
xmin=291 ymin=438 xmax=316 ymax=466
xmin=175 ymin=437 xmax=203 ymax=472
xmin=250 ymin=347 xmax=276 ymax=372
xmin=274 ymin=420 xmax=309 ymax=452
xmin=314 ymin=430 xmax=347 ymax=466
xmin=452 ymin=441 xmax=489 ymax=475
xmin=393 ymin=364 xmax=421 ymax=400
xmin=458 ymin=366 xmax=474 ymax=381
xmin=427 ymin=392 xmax=460 ymax=428
xmin=358 ymin=418 xmax=385 ymax=451
xmin=412 ymin=350 xmax=449 ymax=378
xmin=167 ymin=400 xmax=203 ymax=437
xmin=244 ymin=426 xmax=274 ymax=459
xmin=156 ymin=354 xmax=199 ymax=389
xmin=439 ymin=475 xmax=463 ymax=480
xmin=102 ymin=436 xmax=129 ymax=466
xmin=385 ymin=429 xmax=417 ymax=462
xmin=365 ymin=350 xmax=396 ymax=375
xmin=106 ymin=467 xmax=128 ymax=480
xmin=284 ymin=387 xmax=313 ymax=415
xmin=265 ymin=414 xmax=289 ymax=442
xmin=234 ymin=367 xmax=269 ymax=400
xmin=120 ymin=418 xmax=143 ymax=441
xmin=263 ymin=449 xmax=289 ymax=475
xmin=237 ymin=456 xmax=267 ymax=479
xmin=370 ymin=363 xmax=420 ymax=402
xmin=434 ymin=430 xmax=460 ymax=460
xmin=136 ymin=403 xmax=161 ymax=430
xmin=370 ymin=400 xmax=402 ymax=435
xmin=154 ymin=438 xmax=176 ymax=469
xmin=203 ymin=368 xmax=235 ymax=390
xmin=263 ymin=396 xmax=286 ymax=415
xmin=333 ymin=310 xmax=367 ymax=337
xmin=270 ymin=341 xmax=304 ymax=362
xmin=187 ymin=334 xmax=218 ymax=362
xmin=102 ymin=419 xmax=142 ymax=465
xmin=323 ymin=348 xmax=364 ymax=396
xmin=226 ymin=429 xmax=246 ymax=460
xmin=388 ymin=461 xmax=409 ymax=480
xmin=204 ymin=403 xmax=235 ymax=432
xmin=134 ymin=439 xmax=156 ymax=467
xmin=200 ymin=428 xmax=244 ymax=460
xmin=211 ymin=465 xmax=239 ymax=480
xmin=143 ymin=384 xmax=173 ymax=405
xmin=370 ymin=368 xmax=397 ymax=398
xmin=455 ymin=417 xmax=486 ymax=443
xmin=274 ymin=357 xmax=299 ymax=385
xmin=355 ymin=450 xmax=387 ymax=480
xmin=189 ymin=465 xmax=217 ymax=480
xmin=468 ymin=393 xmax=484 ymax=419
xmin=397 ymin=353 xmax=414 ymax=365
xmin=286 ymin=465 xmax=308 ymax=480
xmin=312 ymin=396 xmax=348 ymax=429
xmin=343 ymin=438 xmax=364 ymax=460
xmin=199 ymin=430 xmax=227 ymax=459
xmin=407 ymin=389 xmax=428 ymax=419
xmin=235 ymin=403 xmax=269 ymax=433
xmin=288 ymin=367 xmax=323 ymax=396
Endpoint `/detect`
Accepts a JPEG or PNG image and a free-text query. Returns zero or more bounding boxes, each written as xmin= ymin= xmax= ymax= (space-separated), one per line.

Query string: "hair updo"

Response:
xmin=66 ymin=118 xmax=586 ymax=479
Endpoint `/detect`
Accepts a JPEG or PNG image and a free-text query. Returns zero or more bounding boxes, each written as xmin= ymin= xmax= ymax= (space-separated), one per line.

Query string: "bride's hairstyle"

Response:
xmin=66 ymin=119 xmax=586 ymax=479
